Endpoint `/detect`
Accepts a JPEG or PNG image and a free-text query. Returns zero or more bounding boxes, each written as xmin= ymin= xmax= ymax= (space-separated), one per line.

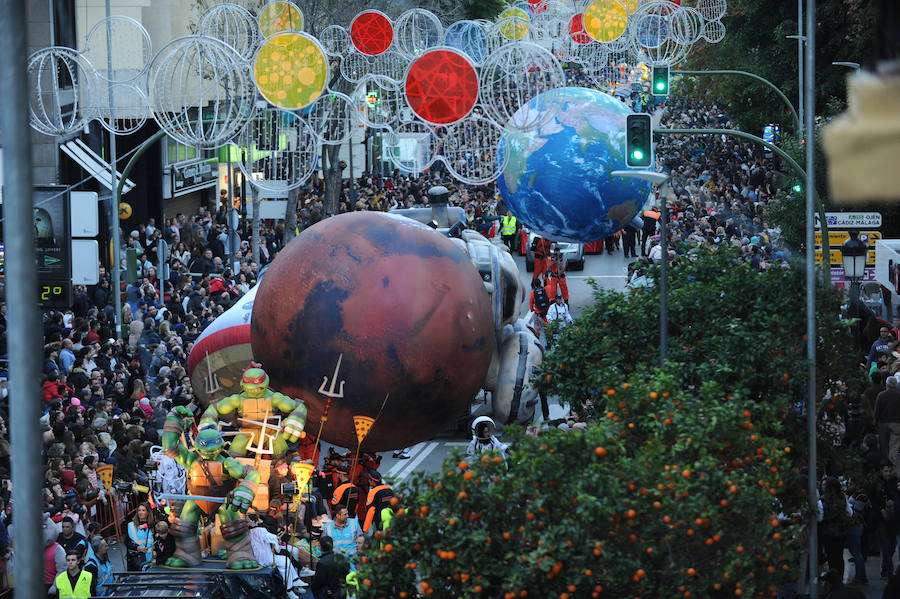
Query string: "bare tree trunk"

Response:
xmin=250 ymin=184 xmax=261 ymax=266
xmin=283 ymin=187 xmax=299 ymax=246
xmin=323 ymin=143 xmax=343 ymax=217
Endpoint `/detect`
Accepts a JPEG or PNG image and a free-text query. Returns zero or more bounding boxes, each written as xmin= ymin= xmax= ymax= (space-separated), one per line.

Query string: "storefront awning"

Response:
xmin=60 ymin=138 xmax=135 ymax=194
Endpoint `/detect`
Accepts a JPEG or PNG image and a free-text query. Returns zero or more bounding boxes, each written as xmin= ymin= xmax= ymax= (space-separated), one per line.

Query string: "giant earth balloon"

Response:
xmin=497 ymin=86 xmax=654 ymax=243
xmin=250 ymin=211 xmax=495 ymax=451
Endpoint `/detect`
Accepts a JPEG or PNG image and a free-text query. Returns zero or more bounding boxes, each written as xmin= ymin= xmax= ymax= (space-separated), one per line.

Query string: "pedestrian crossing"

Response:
xmin=383 ymin=441 xmax=470 ymax=482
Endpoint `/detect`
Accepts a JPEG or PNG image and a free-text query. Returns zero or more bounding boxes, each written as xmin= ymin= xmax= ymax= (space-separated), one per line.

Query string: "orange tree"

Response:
xmin=357 ymin=248 xmax=858 ymax=598
xmin=358 ymin=374 xmax=803 ymax=599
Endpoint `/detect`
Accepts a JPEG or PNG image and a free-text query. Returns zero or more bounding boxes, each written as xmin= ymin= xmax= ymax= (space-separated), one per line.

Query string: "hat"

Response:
xmin=92 ymin=417 xmax=108 ymax=429
xmin=130 ymin=231 xmax=139 ymax=239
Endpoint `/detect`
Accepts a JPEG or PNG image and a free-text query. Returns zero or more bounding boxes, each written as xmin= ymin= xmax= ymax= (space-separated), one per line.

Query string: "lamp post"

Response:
xmin=612 ymin=170 xmax=670 ymax=366
xmin=832 ymin=61 xmax=861 ymax=70
xmin=840 ymin=231 xmax=868 ymax=305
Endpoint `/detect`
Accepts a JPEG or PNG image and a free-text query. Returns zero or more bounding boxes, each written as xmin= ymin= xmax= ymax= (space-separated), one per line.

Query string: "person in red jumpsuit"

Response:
xmin=546 ymin=246 xmax=569 ymax=303
xmin=532 ymin=237 xmax=553 ymax=280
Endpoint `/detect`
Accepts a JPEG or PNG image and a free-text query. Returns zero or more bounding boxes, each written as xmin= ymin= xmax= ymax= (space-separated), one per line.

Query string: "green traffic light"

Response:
xmin=792 ymin=184 xmax=802 ymax=193
xmin=632 ymin=149 xmax=645 ymax=161
xmin=656 ymin=82 xmax=665 ymax=90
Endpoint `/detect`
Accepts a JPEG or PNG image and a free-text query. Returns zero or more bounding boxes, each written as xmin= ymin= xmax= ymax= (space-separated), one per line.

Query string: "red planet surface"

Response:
xmin=250 ymin=212 xmax=495 ymax=451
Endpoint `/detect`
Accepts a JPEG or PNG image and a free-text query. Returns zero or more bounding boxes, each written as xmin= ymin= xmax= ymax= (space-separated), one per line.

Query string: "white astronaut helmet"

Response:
xmin=471 ymin=416 xmax=496 ymax=441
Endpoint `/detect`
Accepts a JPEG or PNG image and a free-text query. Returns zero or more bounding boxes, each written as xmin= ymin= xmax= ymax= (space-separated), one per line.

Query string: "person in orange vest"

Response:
xmin=531 ymin=237 xmax=553 ymax=280
xmin=362 ymin=472 xmax=395 ymax=533
xmin=546 ymin=246 xmax=569 ymax=303
xmin=641 ymin=208 xmax=660 ymax=256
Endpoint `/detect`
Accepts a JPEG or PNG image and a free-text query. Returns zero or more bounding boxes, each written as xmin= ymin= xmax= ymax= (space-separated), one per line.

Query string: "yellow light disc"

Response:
xmin=498 ymin=8 xmax=531 ymax=41
xmin=258 ymin=1 xmax=304 ymax=37
xmin=583 ymin=0 xmax=628 ymax=42
xmin=622 ymin=0 xmax=640 ymax=14
xmin=254 ymin=32 xmax=327 ymax=110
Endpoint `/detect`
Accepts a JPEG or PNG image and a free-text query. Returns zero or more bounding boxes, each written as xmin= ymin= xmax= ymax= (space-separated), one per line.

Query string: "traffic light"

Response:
xmin=625 ymin=113 xmax=653 ymax=168
xmin=365 ymin=91 xmax=379 ymax=107
xmin=651 ymin=66 xmax=670 ymax=96
xmin=792 ymin=184 xmax=803 ymax=193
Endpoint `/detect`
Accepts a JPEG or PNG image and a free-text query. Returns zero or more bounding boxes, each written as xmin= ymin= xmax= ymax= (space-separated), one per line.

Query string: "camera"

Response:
xmin=281 ymin=483 xmax=297 ymax=495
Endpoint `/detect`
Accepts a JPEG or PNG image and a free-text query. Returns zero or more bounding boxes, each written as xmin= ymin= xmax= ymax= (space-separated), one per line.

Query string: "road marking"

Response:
xmin=443 ymin=441 xmax=469 ymax=447
xmin=392 ymin=442 xmax=439 ymax=481
xmin=385 ymin=442 xmax=426 ymax=477
xmin=565 ymin=275 xmax=628 ymax=279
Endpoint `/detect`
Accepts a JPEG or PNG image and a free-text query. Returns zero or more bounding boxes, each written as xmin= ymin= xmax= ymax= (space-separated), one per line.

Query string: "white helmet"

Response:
xmin=471 ymin=416 xmax=495 ymax=441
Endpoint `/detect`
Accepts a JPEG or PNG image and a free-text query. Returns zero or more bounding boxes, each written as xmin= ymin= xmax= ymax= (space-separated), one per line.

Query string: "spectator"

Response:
xmin=875 ymin=376 xmax=900 ymax=472
xmin=310 ymin=536 xmax=348 ymax=599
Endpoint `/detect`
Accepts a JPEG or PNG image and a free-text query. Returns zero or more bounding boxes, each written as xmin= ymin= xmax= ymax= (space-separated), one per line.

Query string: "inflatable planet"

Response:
xmin=250 ymin=211 xmax=495 ymax=451
xmin=497 ymin=86 xmax=653 ymax=243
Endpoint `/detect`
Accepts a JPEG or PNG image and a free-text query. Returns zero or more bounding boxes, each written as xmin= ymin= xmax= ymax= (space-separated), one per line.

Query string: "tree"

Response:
xmin=358 ymin=248 xmax=861 ymax=598
xmin=679 ymin=0 xmax=877 ymax=134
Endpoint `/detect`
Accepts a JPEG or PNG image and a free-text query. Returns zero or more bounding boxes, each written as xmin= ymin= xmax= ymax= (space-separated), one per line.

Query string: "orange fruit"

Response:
xmin=626 ymin=509 xmax=637 ymax=519
xmin=463 ymin=471 xmax=475 ymax=481
xmin=594 ymin=446 xmax=608 ymax=457
xmin=458 ymin=491 xmax=469 ymax=499
xmin=383 ymin=543 xmax=394 ymax=553
xmin=687 ymin=568 xmax=696 ymax=576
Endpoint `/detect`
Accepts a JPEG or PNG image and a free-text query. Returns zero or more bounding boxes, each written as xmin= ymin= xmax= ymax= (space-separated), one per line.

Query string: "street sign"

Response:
xmin=814 ymin=230 xmax=881 ymax=247
xmin=815 ymin=248 xmax=877 ymax=266
xmin=815 ymin=212 xmax=882 ymax=229
xmin=831 ymin=267 xmax=877 ymax=284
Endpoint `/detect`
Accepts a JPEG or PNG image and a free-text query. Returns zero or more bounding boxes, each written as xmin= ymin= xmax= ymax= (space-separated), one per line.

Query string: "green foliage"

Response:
xmin=681 ymin=0 xmax=877 ymax=134
xmin=358 ymin=374 xmax=804 ymax=599
xmin=358 ymin=249 xmax=858 ymax=598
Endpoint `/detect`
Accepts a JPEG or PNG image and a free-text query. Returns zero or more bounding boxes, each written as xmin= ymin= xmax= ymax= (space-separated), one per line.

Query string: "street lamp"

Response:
xmin=612 ymin=170 xmax=670 ymax=366
xmin=832 ymin=61 xmax=861 ymax=70
xmin=840 ymin=230 xmax=868 ymax=304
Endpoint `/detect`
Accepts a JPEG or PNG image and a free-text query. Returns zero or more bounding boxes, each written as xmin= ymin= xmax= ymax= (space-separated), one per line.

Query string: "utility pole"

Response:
xmin=0 ymin=2 xmax=45 ymax=599
xmin=106 ymin=0 xmax=123 ymax=338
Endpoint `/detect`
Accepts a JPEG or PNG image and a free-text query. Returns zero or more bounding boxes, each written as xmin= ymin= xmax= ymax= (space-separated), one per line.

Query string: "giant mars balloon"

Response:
xmin=250 ymin=211 xmax=495 ymax=451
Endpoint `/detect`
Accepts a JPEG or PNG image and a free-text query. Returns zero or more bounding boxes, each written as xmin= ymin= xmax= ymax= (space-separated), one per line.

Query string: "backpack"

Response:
xmin=533 ymin=288 xmax=550 ymax=311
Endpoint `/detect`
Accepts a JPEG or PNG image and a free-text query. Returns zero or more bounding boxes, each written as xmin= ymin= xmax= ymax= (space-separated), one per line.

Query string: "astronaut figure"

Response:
xmin=465 ymin=416 xmax=509 ymax=461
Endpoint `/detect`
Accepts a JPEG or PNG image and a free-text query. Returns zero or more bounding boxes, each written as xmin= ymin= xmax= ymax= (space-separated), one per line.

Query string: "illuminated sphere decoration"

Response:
xmin=350 ymin=10 xmax=394 ymax=56
xmin=148 ymin=36 xmax=255 ymax=148
xmin=28 ymin=47 xmax=99 ymax=137
xmin=237 ymin=107 xmax=317 ymax=192
xmin=258 ymin=1 xmax=304 ymax=37
xmin=253 ymin=31 xmax=328 ymax=110
xmin=198 ymin=3 xmax=260 ymax=60
xmin=583 ymin=0 xmax=629 ymax=42
xmin=404 ymin=48 xmax=479 ymax=126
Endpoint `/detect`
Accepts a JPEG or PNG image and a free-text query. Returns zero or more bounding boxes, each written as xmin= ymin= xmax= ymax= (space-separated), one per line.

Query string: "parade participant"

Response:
xmin=162 ymin=406 xmax=260 ymax=569
xmin=199 ymin=366 xmax=307 ymax=457
xmin=55 ymin=550 xmax=95 ymax=599
xmin=546 ymin=246 xmax=569 ymax=303
xmin=547 ymin=294 xmax=574 ymax=328
xmin=362 ymin=475 xmax=394 ymax=534
xmin=84 ymin=538 xmax=113 ymax=596
xmin=466 ymin=417 xmax=509 ymax=462
xmin=322 ymin=505 xmax=363 ymax=560
xmin=531 ymin=236 xmax=553 ymax=280
xmin=529 ymin=279 xmax=551 ymax=322
xmin=500 ymin=211 xmax=518 ymax=252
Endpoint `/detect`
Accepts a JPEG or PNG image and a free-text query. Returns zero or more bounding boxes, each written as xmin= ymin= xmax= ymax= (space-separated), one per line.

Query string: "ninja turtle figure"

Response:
xmin=162 ymin=407 xmax=260 ymax=569
xmin=199 ymin=366 xmax=307 ymax=457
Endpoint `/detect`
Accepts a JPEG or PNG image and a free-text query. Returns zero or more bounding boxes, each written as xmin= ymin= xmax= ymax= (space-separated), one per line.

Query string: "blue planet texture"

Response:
xmin=497 ymin=86 xmax=653 ymax=243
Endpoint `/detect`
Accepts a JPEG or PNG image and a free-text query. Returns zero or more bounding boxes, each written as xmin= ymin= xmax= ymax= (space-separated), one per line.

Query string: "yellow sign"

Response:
xmin=584 ymin=0 xmax=628 ymax=42
xmin=254 ymin=32 xmax=327 ymax=110
xmin=814 ymin=231 xmax=881 ymax=247
xmin=815 ymin=249 xmax=877 ymax=266
xmin=259 ymin=1 xmax=303 ymax=37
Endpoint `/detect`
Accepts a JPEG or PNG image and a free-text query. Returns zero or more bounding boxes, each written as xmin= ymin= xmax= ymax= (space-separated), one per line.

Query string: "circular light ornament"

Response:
xmin=498 ymin=8 xmax=531 ymax=41
xmin=394 ymin=9 xmax=444 ymax=58
xmin=82 ymin=15 xmax=152 ymax=84
xmin=148 ymin=36 xmax=255 ymax=148
xmin=696 ymin=0 xmax=727 ymax=21
xmin=305 ymin=91 xmax=356 ymax=145
xmin=27 ymin=47 xmax=99 ymax=136
xmin=583 ymin=0 xmax=629 ymax=42
xmin=319 ymin=25 xmax=350 ymax=57
xmin=568 ymin=14 xmax=593 ymax=44
xmin=384 ymin=121 xmax=438 ymax=173
xmin=253 ymin=31 xmax=328 ymax=110
xmin=702 ymin=19 xmax=726 ymax=43
xmin=479 ymin=42 xmax=565 ymax=131
xmin=238 ymin=108 xmax=317 ymax=193
xmin=88 ymin=81 xmax=148 ymax=135
xmin=440 ymin=114 xmax=507 ymax=185
xmin=198 ymin=3 xmax=260 ymax=60
xmin=528 ymin=0 xmax=549 ymax=14
xmin=444 ymin=20 xmax=489 ymax=64
xmin=404 ymin=48 xmax=478 ymax=126
xmin=258 ymin=1 xmax=303 ymax=36
xmin=350 ymin=10 xmax=394 ymax=56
